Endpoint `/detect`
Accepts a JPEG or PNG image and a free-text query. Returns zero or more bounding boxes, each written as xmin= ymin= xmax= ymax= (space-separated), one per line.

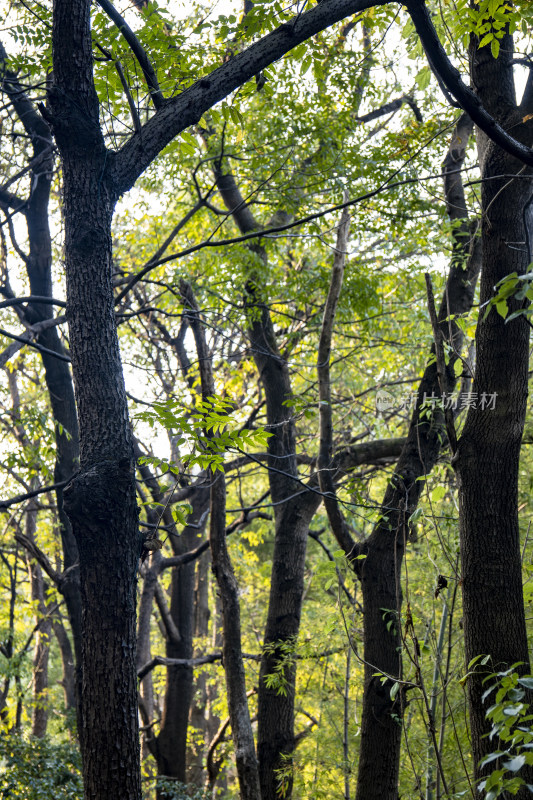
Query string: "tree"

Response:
xmin=2 ymin=1 xmax=533 ymax=799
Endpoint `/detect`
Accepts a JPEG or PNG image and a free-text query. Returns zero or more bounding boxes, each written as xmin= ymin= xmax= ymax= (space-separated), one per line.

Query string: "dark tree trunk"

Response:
xmin=49 ymin=1 xmax=142 ymax=797
xmin=25 ymin=498 xmax=52 ymax=738
xmin=0 ymin=48 xmax=83 ymax=685
xmin=181 ymin=280 xmax=261 ymax=800
xmin=454 ymin=31 xmax=533 ymax=790
xmin=53 ymin=616 xmax=78 ymax=718
xmin=210 ymin=166 xmax=305 ymax=800
xmin=188 ymin=549 xmax=213 ymax=785
xmin=354 ymin=118 xmax=481 ymax=800
xmin=155 ymin=494 xmax=209 ymax=793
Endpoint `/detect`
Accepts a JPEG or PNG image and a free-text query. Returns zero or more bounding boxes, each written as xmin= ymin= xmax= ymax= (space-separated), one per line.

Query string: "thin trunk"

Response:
xmin=353 ymin=117 xmax=481 ymax=800
xmin=0 ymin=47 xmax=83 ymax=691
xmin=53 ymin=616 xmax=77 ymax=720
xmin=136 ymin=426 xmax=210 ymax=788
xmin=26 ymin=496 xmax=52 ymax=738
xmin=343 ymin=643 xmax=352 ymax=800
xmin=188 ymin=550 xmax=212 ymax=785
xmin=182 ymin=279 xmax=261 ymax=800
xmin=155 ymin=503 xmax=208 ymax=792
xmin=137 ymin=543 xmax=159 ymax=757
xmin=210 ymin=165 xmax=304 ymax=800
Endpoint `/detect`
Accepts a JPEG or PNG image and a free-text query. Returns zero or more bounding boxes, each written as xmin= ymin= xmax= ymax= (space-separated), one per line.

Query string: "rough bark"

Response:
xmin=49 ymin=0 xmax=142 ymax=797
xmin=454 ymin=31 xmax=533 ymax=791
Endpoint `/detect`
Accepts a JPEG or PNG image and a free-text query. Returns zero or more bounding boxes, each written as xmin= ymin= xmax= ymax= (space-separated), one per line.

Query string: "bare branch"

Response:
xmin=14 ymin=532 xmax=62 ymax=585
xmin=317 ymin=203 xmax=357 ymax=556
xmin=0 ymin=478 xmax=70 ymax=511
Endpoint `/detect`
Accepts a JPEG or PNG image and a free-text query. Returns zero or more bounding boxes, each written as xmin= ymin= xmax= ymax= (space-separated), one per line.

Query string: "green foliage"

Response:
xmin=136 ymin=395 xmax=271 ymax=473
xmin=478 ymin=668 xmax=533 ymax=799
xmin=449 ymin=0 xmax=533 ymax=56
xmin=263 ymin=638 xmax=298 ymax=697
xmin=0 ymin=734 xmax=83 ymax=800
xmin=149 ymin=778 xmax=209 ymax=799
xmin=482 ymin=271 xmax=533 ymax=323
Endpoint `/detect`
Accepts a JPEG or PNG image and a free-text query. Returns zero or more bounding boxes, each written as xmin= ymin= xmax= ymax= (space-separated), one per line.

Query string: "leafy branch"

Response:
xmin=136 ymin=395 xmax=271 ymax=474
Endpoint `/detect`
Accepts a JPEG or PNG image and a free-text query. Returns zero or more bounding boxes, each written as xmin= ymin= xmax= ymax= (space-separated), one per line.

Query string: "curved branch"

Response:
xmin=406 ymin=0 xmax=533 ymax=165
xmin=110 ymin=0 xmax=387 ymax=196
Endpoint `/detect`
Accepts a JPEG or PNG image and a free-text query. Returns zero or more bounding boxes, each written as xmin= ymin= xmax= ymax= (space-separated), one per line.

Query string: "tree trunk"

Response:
xmin=354 ymin=117 xmax=481 ymax=800
xmin=49 ymin=1 xmax=142 ymax=796
xmin=188 ymin=549 xmax=212 ymax=785
xmin=25 ymin=497 xmax=52 ymax=739
xmin=53 ymin=616 xmax=78 ymax=720
xmin=0 ymin=46 xmax=83 ymax=690
xmin=155 ymin=495 xmax=209 ymax=793
xmin=182 ymin=280 xmax=261 ymax=800
xmin=454 ymin=30 xmax=533 ymax=789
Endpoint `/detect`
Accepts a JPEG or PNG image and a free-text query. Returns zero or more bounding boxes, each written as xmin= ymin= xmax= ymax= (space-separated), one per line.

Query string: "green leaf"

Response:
xmin=430 ymin=485 xmax=446 ymax=503
xmin=495 ymin=300 xmax=508 ymax=319
xmin=478 ymin=32 xmax=493 ymax=48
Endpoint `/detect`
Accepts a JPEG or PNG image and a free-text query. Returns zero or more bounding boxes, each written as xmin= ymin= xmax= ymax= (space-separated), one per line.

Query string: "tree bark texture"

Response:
xmin=455 ymin=32 xmax=533 ymax=790
xmin=49 ymin=1 xmax=142 ymax=797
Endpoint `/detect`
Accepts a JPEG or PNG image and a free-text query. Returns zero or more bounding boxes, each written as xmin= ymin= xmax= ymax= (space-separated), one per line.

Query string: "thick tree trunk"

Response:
xmin=49 ymin=1 xmax=142 ymax=797
xmin=454 ymin=32 xmax=533 ymax=790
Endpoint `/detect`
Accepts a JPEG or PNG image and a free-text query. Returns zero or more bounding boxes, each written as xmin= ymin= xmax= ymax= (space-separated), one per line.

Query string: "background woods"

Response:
xmin=1 ymin=1 xmax=533 ymax=800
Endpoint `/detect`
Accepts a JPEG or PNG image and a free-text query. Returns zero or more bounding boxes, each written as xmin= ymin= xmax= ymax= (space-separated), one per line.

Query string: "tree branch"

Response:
xmin=317 ymin=203 xmax=357 ymax=556
xmin=109 ymin=0 xmax=387 ymax=196
xmin=406 ymin=0 xmax=533 ymax=165
xmin=0 ymin=478 xmax=70 ymax=511
xmin=96 ymin=0 xmax=164 ymax=109
xmin=356 ymin=95 xmax=422 ymax=124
